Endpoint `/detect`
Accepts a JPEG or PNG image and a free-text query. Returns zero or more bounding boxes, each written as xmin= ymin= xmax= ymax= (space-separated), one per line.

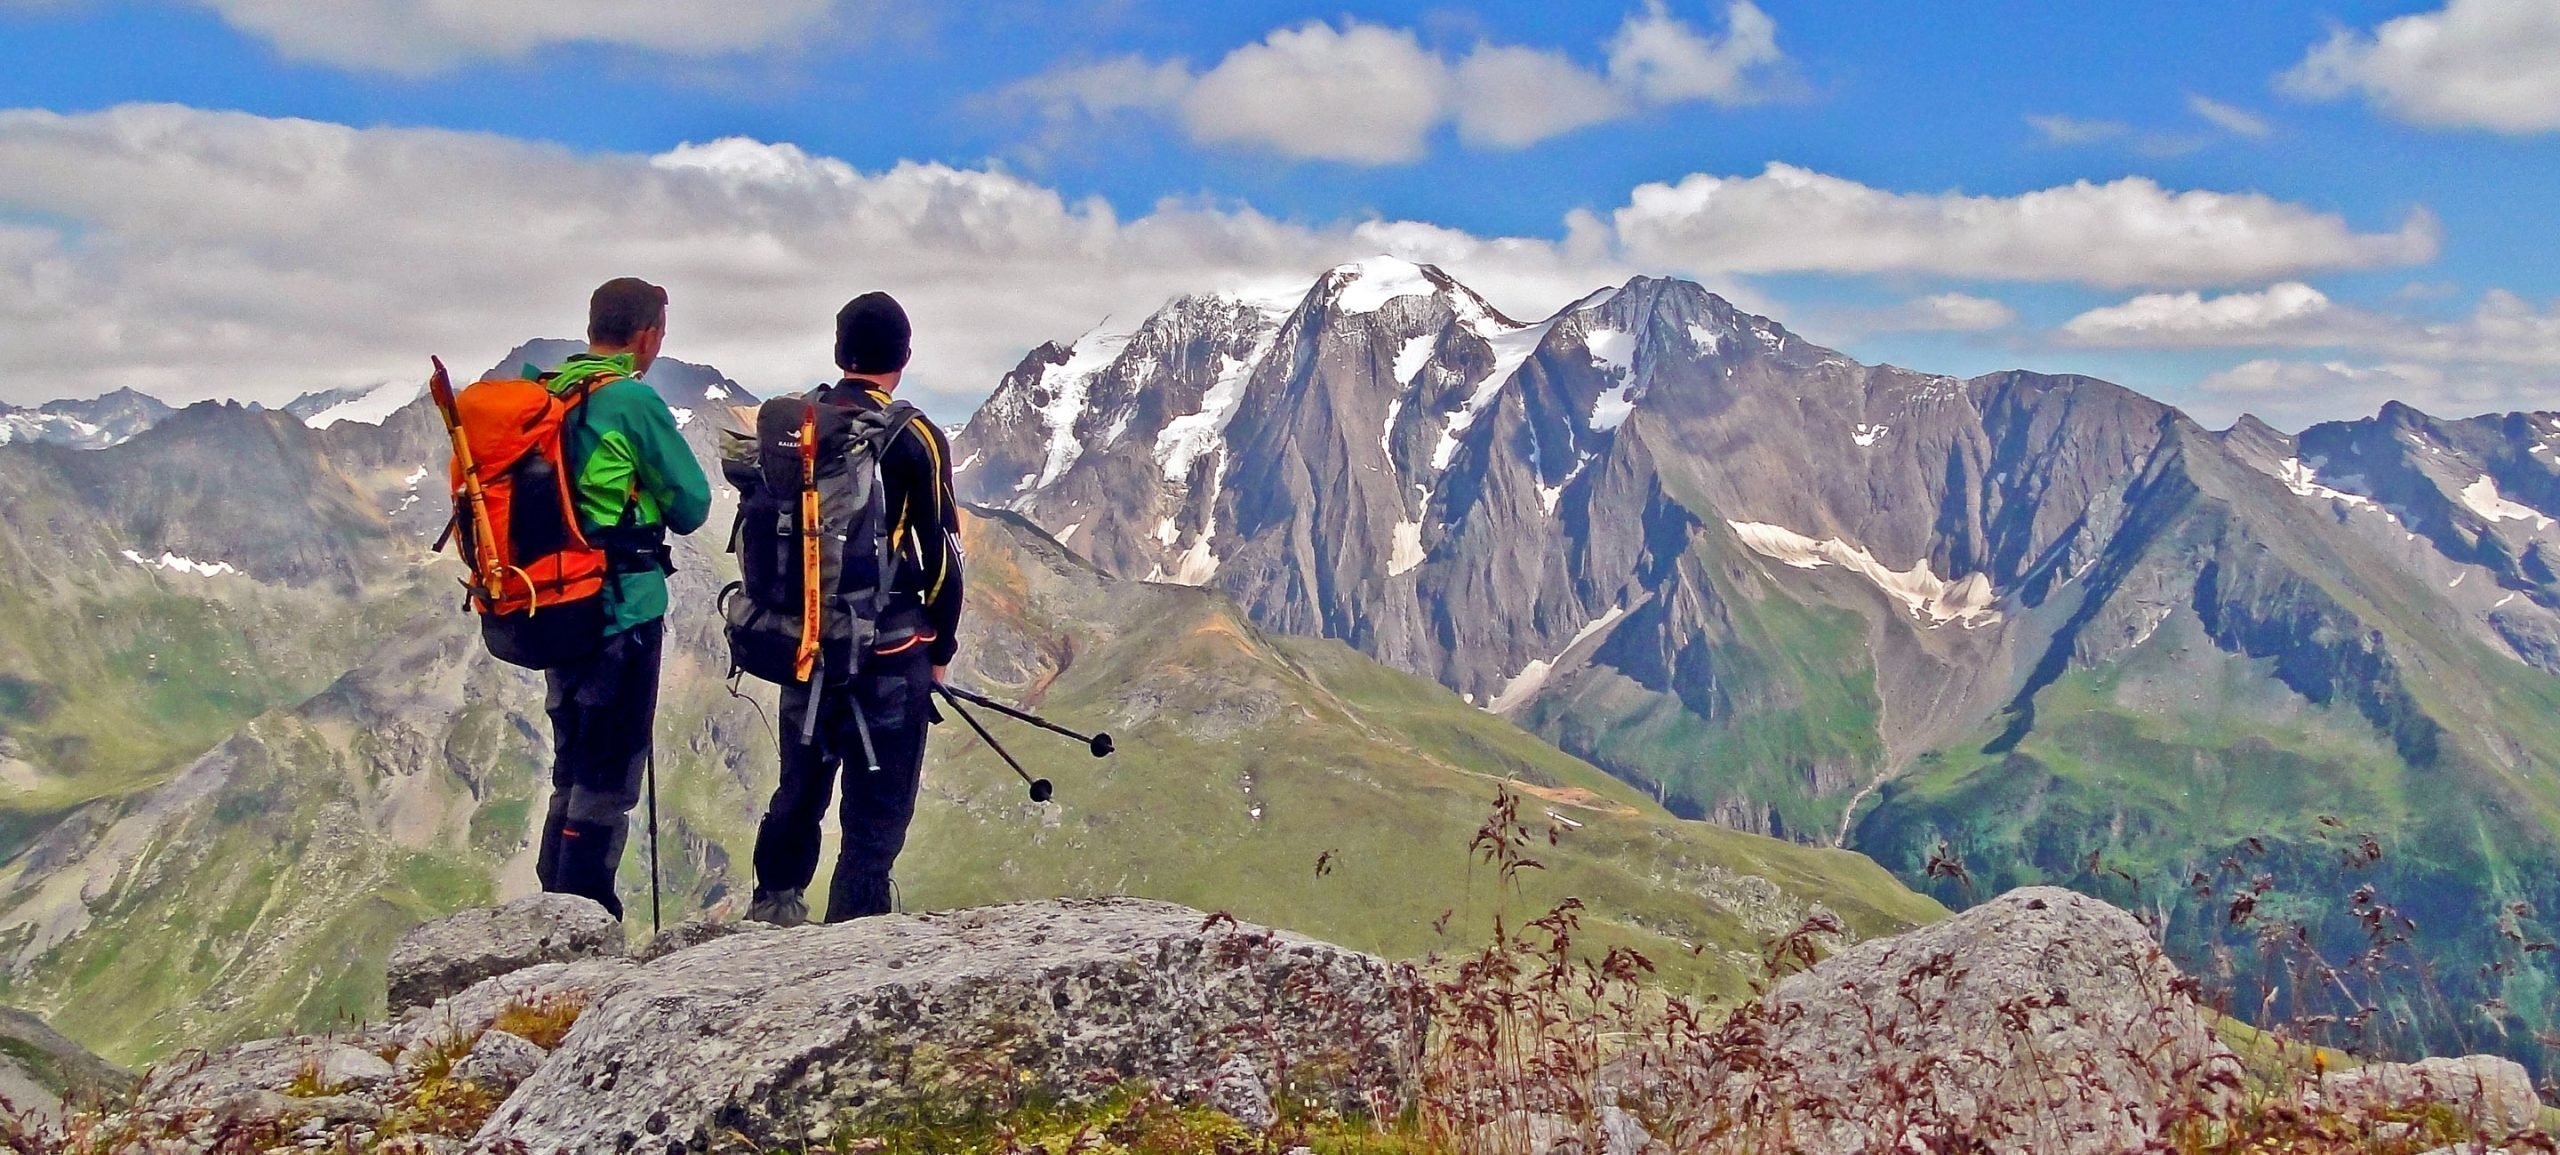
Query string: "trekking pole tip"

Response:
xmin=1030 ymin=778 xmax=1054 ymax=803
xmin=1089 ymin=733 xmax=1114 ymax=758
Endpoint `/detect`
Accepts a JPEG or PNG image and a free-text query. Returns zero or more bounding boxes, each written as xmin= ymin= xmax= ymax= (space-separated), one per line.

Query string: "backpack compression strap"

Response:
xmin=792 ymin=406 xmax=823 ymax=684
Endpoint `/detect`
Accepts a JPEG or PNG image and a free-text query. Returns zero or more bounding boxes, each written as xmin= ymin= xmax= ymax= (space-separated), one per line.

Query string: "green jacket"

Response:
xmin=549 ymin=353 xmax=712 ymax=635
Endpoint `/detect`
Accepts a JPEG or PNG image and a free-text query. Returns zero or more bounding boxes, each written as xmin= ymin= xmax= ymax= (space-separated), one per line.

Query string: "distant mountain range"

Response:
xmin=0 ymin=388 xmax=173 ymax=450
xmin=1 ymin=341 xmax=750 ymax=450
xmin=955 ymin=257 xmax=2560 ymax=1066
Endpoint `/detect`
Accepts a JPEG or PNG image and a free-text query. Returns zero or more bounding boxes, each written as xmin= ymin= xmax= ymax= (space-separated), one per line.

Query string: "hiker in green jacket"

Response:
xmin=534 ymin=277 xmax=713 ymax=920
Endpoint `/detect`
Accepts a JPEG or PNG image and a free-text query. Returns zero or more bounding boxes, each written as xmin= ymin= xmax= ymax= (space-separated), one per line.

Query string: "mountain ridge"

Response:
xmin=956 ymin=255 xmax=2560 ymax=1068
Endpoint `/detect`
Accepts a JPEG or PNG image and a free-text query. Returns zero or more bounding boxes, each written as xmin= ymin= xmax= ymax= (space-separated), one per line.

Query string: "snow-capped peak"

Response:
xmin=1326 ymin=257 xmax=1442 ymax=315
xmin=304 ymin=380 xmax=422 ymax=429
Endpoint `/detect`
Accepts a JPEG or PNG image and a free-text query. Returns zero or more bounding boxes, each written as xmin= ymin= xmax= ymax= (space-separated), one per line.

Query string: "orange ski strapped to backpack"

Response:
xmin=426 ymin=356 xmax=614 ymax=670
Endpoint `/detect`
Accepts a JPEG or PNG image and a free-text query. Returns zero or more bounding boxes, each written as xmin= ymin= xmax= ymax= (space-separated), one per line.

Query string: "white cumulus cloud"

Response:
xmin=1178 ymin=21 xmax=1451 ymax=165
xmin=0 ymin=103 xmax=1627 ymax=413
xmin=2193 ymin=357 xmax=2560 ymax=431
xmin=2282 ymin=0 xmax=2560 ymax=133
xmin=1003 ymin=1 xmax=1787 ymax=163
xmin=1611 ymin=164 xmax=2439 ymax=289
xmin=2061 ymin=283 xmax=2338 ymax=345
xmin=2069 ymin=284 xmax=2560 ymax=426
xmin=188 ymin=0 xmax=840 ymax=74
xmin=2061 ymin=283 xmax=2560 ymax=370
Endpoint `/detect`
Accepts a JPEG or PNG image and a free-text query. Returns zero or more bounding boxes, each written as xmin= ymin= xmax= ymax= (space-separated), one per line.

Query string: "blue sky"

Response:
xmin=1 ymin=0 xmax=2555 ymax=429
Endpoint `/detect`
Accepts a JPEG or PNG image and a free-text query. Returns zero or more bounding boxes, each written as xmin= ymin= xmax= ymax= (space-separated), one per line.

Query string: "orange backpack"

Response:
xmin=427 ymin=357 xmax=612 ymax=669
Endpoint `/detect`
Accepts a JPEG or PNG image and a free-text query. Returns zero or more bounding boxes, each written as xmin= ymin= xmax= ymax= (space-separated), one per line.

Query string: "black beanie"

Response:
xmin=835 ymin=292 xmax=912 ymax=375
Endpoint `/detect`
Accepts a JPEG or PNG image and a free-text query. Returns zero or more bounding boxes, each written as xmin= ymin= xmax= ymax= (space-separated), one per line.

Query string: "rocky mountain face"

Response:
xmin=0 ymin=349 xmax=1936 ymax=1067
xmin=956 ymin=258 xmax=2560 ymax=1067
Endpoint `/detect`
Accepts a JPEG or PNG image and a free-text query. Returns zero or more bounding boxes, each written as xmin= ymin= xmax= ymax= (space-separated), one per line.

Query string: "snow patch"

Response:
xmin=1146 ymin=446 xmax=1228 ymax=586
xmin=953 ymin=450 xmax=983 ymax=475
xmin=1432 ymin=317 xmax=1558 ymax=470
xmin=1589 ymin=384 xmax=1636 ymax=432
xmin=122 ymin=549 xmax=243 ymax=578
xmin=1029 ymin=326 xmax=1136 ymax=488
xmin=1852 ymin=424 xmax=1887 ymax=448
xmin=2460 ymin=475 xmax=2554 ymax=529
xmin=703 ymin=383 xmax=731 ymax=401
xmin=1331 ymin=257 xmax=1437 ymax=314
xmin=1394 ymin=334 xmax=1437 ymax=386
xmin=402 ymin=465 xmax=430 ymax=488
xmin=1486 ymin=605 xmax=1629 ymax=713
xmin=1585 ymin=329 xmax=1635 ymax=373
xmin=1584 ymin=328 xmax=1639 ymax=433
xmin=1380 ymin=396 xmax=1404 ymax=460
xmin=1055 ymin=520 xmax=1083 ymax=547
xmin=1155 ymin=337 xmax=1272 ymax=483
xmin=1388 ymin=520 xmax=1426 ymax=576
xmin=304 ymin=380 xmax=420 ymax=429
xmin=2275 ymin=459 xmax=2374 ymax=508
xmin=1727 ymin=521 xmax=2001 ymax=627
xmin=671 ymin=407 xmax=695 ymax=429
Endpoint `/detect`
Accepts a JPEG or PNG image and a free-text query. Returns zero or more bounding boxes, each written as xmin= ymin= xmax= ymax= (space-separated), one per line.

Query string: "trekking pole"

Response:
xmin=645 ymin=748 xmax=662 ymax=936
xmin=935 ymin=684 xmax=1116 ymax=758
xmin=934 ymin=685 xmax=1053 ymax=803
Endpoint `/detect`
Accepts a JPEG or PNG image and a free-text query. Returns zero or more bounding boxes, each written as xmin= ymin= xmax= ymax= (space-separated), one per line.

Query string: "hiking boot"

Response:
xmin=747 ymin=889 xmax=808 ymax=927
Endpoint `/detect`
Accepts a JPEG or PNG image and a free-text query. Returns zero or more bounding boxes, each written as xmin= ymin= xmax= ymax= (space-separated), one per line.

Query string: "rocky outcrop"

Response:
xmin=385 ymin=893 xmax=624 ymax=1011
xmin=1606 ymin=887 xmax=2239 ymax=1155
xmin=47 ymin=887 xmax=2557 ymax=1153
xmin=395 ymin=957 xmax=639 ymax=1063
xmin=2310 ymin=1054 xmax=2545 ymax=1136
xmin=477 ymin=897 xmax=1426 ymax=1153
xmin=139 ymin=1036 xmax=395 ymax=1110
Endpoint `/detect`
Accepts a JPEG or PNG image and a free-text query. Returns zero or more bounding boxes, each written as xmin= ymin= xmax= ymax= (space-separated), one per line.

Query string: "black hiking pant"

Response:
xmin=534 ymin=618 xmax=663 ymax=921
xmin=751 ymin=645 xmax=935 ymax=922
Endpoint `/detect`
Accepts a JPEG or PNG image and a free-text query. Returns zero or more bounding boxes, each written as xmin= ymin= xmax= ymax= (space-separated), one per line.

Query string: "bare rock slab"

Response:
xmin=477 ymin=897 xmax=1425 ymax=1153
xmin=139 ymin=1037 xmax=394 ymax=1111
xmin=387 ymin=893 xmax=624 ymax=1011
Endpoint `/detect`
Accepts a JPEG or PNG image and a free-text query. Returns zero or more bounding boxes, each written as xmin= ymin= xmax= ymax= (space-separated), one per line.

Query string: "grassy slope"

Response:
xmin=1523 ymin=521 xmax=1885 ymax=840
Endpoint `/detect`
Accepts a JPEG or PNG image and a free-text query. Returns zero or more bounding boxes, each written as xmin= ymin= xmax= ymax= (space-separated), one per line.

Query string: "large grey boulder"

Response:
xmin=1763 ymin=887 xmax=2236 ymax=1153
xmin=2310 ymin=1054 xmax=2544 ymax=1135
xmin=1614 ymin=887 xmax=2237 ymax=1154
xmin=477 ymin=897 xmax=1426 ymax=1153
xmin=387 ymin=892 xmax=624 ymax=1010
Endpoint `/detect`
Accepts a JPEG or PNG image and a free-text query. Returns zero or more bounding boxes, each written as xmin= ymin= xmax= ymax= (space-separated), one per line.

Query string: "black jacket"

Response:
xmin=814 ymin=379 xmax=963 ymax=667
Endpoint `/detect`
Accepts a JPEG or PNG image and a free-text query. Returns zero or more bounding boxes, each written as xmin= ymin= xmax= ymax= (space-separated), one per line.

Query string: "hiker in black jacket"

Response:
xmin=746 ymin=293 xmax=964 ymax=925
